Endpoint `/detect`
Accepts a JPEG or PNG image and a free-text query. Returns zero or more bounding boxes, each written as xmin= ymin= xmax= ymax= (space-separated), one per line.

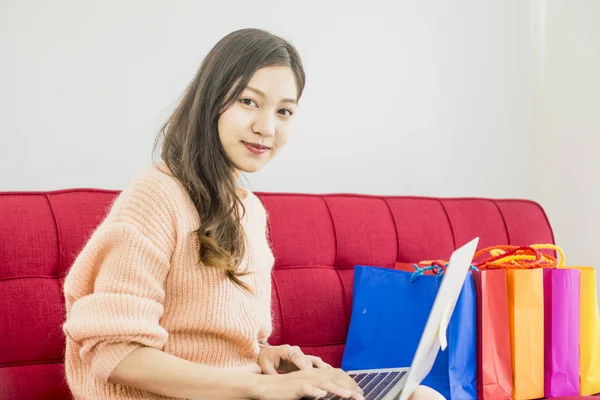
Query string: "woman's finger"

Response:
xmin=294 ymin=356 xmax=313 ymax=370
xmin=259 ymin=358 xmax=279 ymax=375
xmin=304 ymin=385 xmax=328 ymax=399
xmin=318 ymin=381 xmax=364 ymax=400
xmin=330 ymin=369 xmax=362 ymax=393
xmin=307 ymin=355 xmax=330 ymax=369
xmin=287 ymin=348 xmax=313 ymax=370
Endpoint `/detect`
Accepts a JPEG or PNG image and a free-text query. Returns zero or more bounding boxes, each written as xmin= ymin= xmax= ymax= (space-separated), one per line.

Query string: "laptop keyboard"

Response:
xmin=323 ymin=370 xmax=407 ymax=400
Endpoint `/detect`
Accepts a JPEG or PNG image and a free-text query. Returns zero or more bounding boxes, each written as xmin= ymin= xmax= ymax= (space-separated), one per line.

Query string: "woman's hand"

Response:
xmin=257 ymin=344 xmax=333 ymax=374
xmin=256 ymin=368 xmax=364 ymax=400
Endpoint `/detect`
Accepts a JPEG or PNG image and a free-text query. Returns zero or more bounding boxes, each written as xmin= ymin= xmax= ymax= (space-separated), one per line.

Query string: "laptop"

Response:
xmin=340 ymin=237 xmax=480 ymax=400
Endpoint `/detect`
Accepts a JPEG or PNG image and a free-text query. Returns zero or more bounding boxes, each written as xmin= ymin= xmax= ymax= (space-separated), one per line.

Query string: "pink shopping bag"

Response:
xmin=544 ymin=268 xmax=581 ymax=397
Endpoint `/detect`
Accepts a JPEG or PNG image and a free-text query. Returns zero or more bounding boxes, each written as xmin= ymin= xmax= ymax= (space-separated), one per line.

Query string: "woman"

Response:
xmin=63 ymin=28 xmax=444 ymax=400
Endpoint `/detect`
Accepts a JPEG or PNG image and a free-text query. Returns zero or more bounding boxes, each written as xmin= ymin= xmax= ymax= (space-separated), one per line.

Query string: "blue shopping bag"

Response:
xmin=341 ymin=265 xmax=477 ymax=400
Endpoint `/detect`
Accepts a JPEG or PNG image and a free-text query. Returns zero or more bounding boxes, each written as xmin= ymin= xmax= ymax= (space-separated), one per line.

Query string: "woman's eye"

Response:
xmin=239 ymin=98 xmax=258 ymax=107
xmin=278 ymin=109 xmax=293 ymax=116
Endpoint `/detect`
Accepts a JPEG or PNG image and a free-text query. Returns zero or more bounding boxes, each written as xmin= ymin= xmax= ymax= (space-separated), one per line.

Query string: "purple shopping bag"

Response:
xmin=544 ymin=268 xmax=581 ymax=397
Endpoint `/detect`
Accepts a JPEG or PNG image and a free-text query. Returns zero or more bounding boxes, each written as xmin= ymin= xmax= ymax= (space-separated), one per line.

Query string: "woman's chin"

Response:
xmin=234 ymin=160 xmax=268 ymax=174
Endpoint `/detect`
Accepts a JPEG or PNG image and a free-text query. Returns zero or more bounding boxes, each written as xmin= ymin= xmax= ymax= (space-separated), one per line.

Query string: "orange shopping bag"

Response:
xmin=505 ymin=268 xmax=544 ymax=400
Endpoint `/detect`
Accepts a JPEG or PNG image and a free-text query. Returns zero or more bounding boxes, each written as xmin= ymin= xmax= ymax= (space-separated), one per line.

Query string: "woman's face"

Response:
xmin=218 ymin=66 xmax=298 ymax=174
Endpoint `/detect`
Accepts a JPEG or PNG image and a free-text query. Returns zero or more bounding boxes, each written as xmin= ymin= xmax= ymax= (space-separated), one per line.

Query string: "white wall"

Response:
xmin=531 ymin=0 xmax=600 ymax=278
xmin=0 ymin=0 xmax=533 ymax=199
xmin=1 ymin=1 xmax=597 ymax=274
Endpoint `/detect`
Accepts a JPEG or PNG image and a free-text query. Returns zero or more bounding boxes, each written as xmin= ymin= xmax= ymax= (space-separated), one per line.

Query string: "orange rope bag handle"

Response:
xmin=473 ymin=244 xmax=565 ymax=270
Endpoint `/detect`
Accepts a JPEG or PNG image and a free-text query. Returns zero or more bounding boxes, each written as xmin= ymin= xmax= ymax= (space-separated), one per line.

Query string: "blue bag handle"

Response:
xmin=410 ymin=261 xmax=478 ymax=283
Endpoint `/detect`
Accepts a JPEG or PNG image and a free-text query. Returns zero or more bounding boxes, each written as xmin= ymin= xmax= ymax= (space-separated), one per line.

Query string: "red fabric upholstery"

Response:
xmin=0 ymin=189 xmax=568 ymax=399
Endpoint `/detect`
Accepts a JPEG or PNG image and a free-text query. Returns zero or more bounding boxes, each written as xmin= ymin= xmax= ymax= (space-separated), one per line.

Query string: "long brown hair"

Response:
xmin=153 ymin=28 xmax=305 ymax=291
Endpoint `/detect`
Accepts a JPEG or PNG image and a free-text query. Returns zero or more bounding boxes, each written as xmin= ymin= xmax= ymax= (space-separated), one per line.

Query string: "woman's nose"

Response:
xmin=252 ymin=111 xmax=276 ymax=137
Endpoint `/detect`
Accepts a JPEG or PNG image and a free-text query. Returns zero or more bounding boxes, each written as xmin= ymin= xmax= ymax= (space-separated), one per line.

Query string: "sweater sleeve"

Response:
xmin=63 ymin=170 xmax=178 ymax=382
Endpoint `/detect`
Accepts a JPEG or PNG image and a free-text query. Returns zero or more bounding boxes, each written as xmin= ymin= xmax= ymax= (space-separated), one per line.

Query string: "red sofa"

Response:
xmin=0 ymin=188 xmax=590 ymax=399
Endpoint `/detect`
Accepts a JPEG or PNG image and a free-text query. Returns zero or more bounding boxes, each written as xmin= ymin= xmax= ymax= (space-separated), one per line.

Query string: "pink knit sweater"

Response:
xmin=63 ymin=163 xmax=274 ymax=399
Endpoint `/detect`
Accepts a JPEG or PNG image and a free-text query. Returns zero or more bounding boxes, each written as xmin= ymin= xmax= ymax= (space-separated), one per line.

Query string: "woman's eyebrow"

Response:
xmin=246 ymin=86 xmax=297 ymax=105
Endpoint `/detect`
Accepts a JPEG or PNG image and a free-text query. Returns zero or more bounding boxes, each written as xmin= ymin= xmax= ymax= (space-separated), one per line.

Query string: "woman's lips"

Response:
xmin=242 ymin=141 xmax=270 ymax=155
